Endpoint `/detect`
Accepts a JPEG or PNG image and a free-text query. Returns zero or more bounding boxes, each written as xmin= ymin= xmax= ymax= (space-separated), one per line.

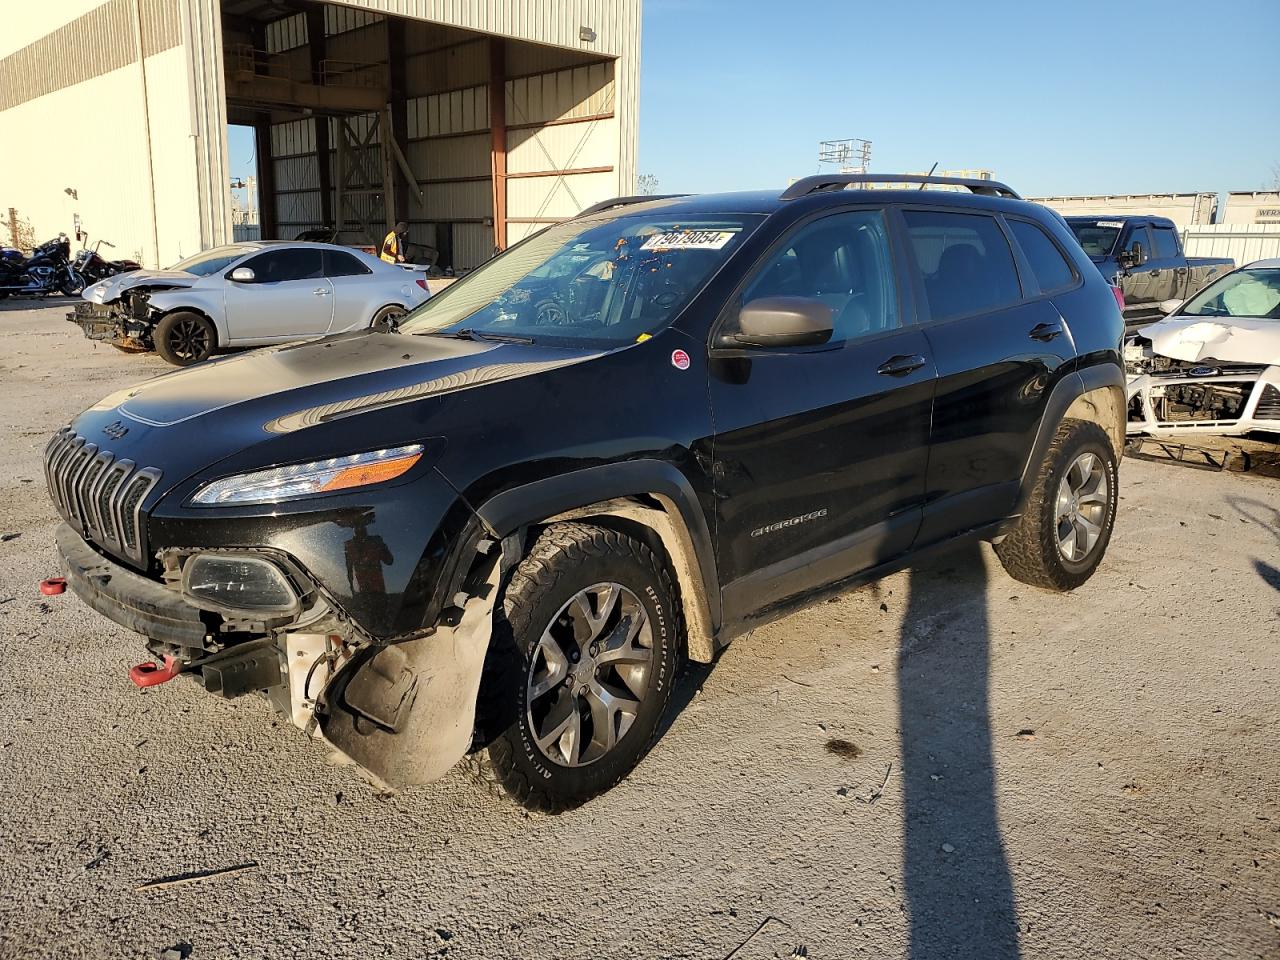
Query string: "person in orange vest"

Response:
xmin=380 ymin=222 xmax=409 ymax=264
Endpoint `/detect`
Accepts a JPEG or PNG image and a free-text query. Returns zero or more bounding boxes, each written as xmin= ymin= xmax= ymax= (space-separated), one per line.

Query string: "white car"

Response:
xmin=1125 ymin=258 xmax=1280 ymax=437
xmin=70 ymin=241 xmax=431 ymax=365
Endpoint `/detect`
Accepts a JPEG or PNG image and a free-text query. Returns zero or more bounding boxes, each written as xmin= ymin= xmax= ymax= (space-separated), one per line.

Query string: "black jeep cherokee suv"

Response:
xmin=49 ymin=174 xmax=1125 ymax=810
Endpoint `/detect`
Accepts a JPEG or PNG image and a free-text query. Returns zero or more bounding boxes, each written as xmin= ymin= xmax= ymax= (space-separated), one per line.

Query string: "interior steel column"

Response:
xmin=488 ymin=37 xmax=507 ymax=252
xmin=305 ymin=5 xmax=333 ymax=229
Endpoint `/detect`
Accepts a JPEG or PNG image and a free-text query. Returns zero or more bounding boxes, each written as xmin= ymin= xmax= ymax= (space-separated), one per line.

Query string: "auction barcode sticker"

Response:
xmin=641 ymin=230 xmax=736 ymax=251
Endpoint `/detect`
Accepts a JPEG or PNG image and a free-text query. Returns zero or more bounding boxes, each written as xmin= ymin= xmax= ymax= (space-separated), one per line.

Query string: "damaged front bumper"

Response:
xmin=67 ymin=301 xmax=153 ymax=350
xmin=1125 ymin=365 xmax=1280 ymax=437
xmin=54 ymin=521 xmax=499 ymax=787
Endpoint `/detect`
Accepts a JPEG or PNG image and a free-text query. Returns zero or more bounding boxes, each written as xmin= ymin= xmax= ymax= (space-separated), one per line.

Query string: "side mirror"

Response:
xmin=228 ymin=266 xmax=255 ymax=283
xmin=1119 ymin=242 xmax=1146 ymax=270
xmin=1158 ymin=298 xmax=1184 ymax=316
xmin=731 ymin=296 xmax=834 ymax=348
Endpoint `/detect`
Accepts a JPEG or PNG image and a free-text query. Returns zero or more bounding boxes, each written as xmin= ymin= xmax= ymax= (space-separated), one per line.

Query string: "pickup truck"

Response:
xmin=1064 ymin=215 xmax=1233 ymax=326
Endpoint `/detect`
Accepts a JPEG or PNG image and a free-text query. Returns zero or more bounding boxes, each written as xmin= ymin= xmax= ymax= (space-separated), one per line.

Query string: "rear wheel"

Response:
xmin=154 ymin=311 xmax=216 ymax=365
xmin=469 ymin=522 xmax=680 ymax=812
xmin=370 ymin=304 xmax=406 ymax=332
xmin=994 ymin=419 xmax=1118 ymax=591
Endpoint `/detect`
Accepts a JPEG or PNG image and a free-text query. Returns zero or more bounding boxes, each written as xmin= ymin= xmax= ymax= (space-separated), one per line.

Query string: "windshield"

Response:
xmin=171 ymin=245 xmax=254 ymax=277
xmin=1067 ymin=221 xmax=1123 ymax=258
xmin=399 ymin=213 xmax=762 ymax=347
xmin=1181 ymin=267 xmax=1280 ymax=319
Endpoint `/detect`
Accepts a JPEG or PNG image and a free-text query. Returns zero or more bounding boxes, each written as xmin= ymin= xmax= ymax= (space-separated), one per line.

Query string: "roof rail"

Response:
xmin=780 ymin=174 xmax=1022 ymax=201
xmin=575 ymin=194 xmax=690 ymax=218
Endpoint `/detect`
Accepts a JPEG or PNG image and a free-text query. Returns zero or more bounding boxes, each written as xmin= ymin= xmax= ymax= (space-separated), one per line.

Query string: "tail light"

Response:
xmin=1110 ymin=285 xmax=1125 ymax=312
xmin=415 ymin=278 xmax=428 ymax=291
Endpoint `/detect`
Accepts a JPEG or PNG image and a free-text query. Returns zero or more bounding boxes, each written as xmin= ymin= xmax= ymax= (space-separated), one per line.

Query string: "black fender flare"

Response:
xmin=472 ymin=460 xmax=722 ymax=631
xmin=1016 ymin=362 xmax=1126 ymax=512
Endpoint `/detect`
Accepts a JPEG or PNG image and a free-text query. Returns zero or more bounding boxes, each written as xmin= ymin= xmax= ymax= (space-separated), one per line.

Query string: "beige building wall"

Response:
xmin=1221 ymin=192 xmax=1280 ymax=225
xmin=1029 ymin=193 xmax=1220 ymax=226
xmin=0 ymin=0 xmax=230 ymax=268
xmin=2 ymin=0 xmax=639 ymax=269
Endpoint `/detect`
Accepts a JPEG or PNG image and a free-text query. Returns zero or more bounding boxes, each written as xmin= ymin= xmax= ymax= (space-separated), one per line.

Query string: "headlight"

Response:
xmin=183 ymin=554 xmax=300 ymax=615
xmin=191 ymin=444 xmax=423 ymax=505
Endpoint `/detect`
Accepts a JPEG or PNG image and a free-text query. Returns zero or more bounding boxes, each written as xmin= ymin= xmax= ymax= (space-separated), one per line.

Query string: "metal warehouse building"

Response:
xmin=0 ymin=0 xmax=641 ymax=271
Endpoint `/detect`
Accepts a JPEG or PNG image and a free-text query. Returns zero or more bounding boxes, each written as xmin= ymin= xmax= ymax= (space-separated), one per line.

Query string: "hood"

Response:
xmin=83 ymin=269 xmax=197 ymax=304
xmin=71 ymin=331 xmax=600 ymax=485
xmin=1138 ymin=314 xmax=1280 ymax=366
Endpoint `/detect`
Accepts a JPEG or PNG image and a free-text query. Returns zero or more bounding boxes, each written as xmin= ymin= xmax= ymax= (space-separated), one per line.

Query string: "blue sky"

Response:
xmin=637 ymin=0 xmax=1279 ymax=196
xmin=229 ymin=0 xmax=1279 ymax=198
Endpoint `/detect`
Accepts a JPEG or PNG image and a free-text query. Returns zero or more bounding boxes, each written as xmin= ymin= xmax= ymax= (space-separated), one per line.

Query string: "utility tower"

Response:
xmin=818 ymin=138 xmax=872 ymax=174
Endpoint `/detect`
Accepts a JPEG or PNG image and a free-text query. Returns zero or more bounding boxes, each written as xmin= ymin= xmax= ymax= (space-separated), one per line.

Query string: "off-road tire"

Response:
xmin=994 ymin=418 xmax=1118 ymax=592
xmin=154 ymin=311 xmax=216 ymax=366
xmin=468 ymin=522 xmax=681 ymax=812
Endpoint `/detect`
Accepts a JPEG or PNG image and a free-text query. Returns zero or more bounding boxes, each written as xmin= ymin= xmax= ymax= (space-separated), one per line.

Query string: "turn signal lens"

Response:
xmin=191 ymin=445 xmax=424 ymax=505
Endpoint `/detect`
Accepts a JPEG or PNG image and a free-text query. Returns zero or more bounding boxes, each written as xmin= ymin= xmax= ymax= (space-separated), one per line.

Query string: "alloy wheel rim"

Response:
xmin=1055 ymin=452 xmax=1109 ymax=563
xmin=525 ymin=582 xmax=654 ymax=767
xmin=171 ymin=318 xmax=210 ymax=360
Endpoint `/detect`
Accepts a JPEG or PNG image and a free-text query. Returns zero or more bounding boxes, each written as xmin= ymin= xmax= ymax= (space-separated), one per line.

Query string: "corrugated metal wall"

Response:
xmin=2 ymin=0 xmax=635 ymax=269
xmin=0 ymin=0 xmax=230 ymax=267
xmin=1181 ymin=225 xmax=1280 ymax=265
xmin=264 ymin=2 xmax=638 ymax=270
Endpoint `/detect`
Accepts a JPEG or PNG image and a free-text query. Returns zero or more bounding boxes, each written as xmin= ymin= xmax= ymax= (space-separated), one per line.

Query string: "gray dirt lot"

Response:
xmin=0 ymin=301 xmax=1277 ymax=960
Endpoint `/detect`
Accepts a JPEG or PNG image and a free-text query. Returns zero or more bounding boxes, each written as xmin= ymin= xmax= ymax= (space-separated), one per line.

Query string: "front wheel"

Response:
xmin=469 ymin=522 xmax=681 ymax=812
xmin=994 ymin=419 xmax=1118 ymax=592
xmin=154 ymin=311 xmax=216 ymax=365
xmin=59 ymin=271 xmax=84 ymax=296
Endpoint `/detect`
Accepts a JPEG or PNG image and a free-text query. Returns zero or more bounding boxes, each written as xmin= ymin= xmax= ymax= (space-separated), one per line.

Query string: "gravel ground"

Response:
xmin=1 ymin=301 xmax=1277 ymax=960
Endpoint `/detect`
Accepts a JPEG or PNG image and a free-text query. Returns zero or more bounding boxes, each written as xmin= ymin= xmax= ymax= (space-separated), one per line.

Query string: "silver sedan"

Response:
xmin=73 ymin=241 xmax=431 ymax=365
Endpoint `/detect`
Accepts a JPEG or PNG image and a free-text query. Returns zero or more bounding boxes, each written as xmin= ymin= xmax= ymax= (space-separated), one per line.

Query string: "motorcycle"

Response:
xmin=62 ymin=237 xmax=141 ymax=294
xmin=0 ymin=234 xmax=77 ymax=298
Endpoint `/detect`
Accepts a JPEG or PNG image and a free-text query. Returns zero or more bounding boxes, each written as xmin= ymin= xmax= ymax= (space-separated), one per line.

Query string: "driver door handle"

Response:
xmin=876 ymin=354 xmax=928 ymax=377
xmin=1029 ymin=321 xmax=1063 ymax=342
xmin=313 ymin=287 xmax=331 ymax=296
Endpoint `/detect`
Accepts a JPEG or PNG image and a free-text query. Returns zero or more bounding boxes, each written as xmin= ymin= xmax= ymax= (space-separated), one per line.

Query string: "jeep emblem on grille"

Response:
xmin=102 ymin=420 xmax=129 ymax=440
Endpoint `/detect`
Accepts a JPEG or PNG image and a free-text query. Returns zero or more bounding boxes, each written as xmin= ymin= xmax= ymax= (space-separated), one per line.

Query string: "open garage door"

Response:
xmin=221 ymin=0 xmax=631 ymax=272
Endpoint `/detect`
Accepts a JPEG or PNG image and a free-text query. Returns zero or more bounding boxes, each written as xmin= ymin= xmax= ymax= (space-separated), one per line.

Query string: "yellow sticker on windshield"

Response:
xmin=636 ymin=333 xmax=652 ymax=342
xmin=640 ymin=230 xmax=736 ymax=251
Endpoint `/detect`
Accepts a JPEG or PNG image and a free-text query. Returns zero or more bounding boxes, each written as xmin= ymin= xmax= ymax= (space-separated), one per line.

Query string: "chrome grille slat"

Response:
xmin=44 ymin=429 xmax=160 ymax=565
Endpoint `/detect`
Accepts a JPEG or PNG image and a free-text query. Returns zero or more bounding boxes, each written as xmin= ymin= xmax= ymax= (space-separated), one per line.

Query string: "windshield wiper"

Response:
xmin=425 ymin=328 xmax=535 ymax=344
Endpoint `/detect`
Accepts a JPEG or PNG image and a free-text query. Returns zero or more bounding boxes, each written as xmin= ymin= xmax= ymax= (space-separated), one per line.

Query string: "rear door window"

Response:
xmin=1152 ymin=227 xmax=1179 ymax=260
xmin=244 ymin=248 xmax=324 ymax=282
xmin=1008 ymin=218 xmax=1076 ymax=294
xmin=902 ymin=210 xmax=1022 ymax=321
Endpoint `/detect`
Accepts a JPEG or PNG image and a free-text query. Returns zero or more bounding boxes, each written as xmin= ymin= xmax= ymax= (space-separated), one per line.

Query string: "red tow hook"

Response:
xmin=129 ymin=655 xmax=183 ymax=688
xmin=39 ymin=577 xmax=67 ymax=596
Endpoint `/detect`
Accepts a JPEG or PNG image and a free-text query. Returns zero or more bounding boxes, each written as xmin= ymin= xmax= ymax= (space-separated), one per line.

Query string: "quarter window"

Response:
xmin=903 ymin=210 xmax=1022 ymax=321
xmin=1008 ymin=219 xmax=1076 ymax=293
xmin=244 ymin=248 xmax=324 ymax=283
xmin=732 ymin=210 xmax=900 ymax=344
xmin=324 ymin=250 xmax=372 ymax=277
xmin=1152 ymin=227 xmax=1179 ymax=259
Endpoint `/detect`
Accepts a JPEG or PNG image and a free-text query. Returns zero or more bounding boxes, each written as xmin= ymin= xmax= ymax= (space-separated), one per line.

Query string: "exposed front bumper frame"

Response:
xmin=1125 ymin=365 xmax=1280 ymax=437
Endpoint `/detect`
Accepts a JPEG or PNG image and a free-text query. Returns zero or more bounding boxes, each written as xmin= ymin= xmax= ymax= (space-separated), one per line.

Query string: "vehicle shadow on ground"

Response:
xmin=1226 ymin=496 xmax=1280 ymax=594
xmin=0 ymin=296 xmax=78 ymax=313
xmin=897 ymin=543 xmax=1021 ymax=959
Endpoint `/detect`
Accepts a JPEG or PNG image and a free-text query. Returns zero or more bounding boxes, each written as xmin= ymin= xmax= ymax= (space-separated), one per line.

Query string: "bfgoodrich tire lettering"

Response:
xmin=994 ymin=418 xmax=1118 ymax=591
xmin=469 ymin=522 xmax=680 ymax=812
